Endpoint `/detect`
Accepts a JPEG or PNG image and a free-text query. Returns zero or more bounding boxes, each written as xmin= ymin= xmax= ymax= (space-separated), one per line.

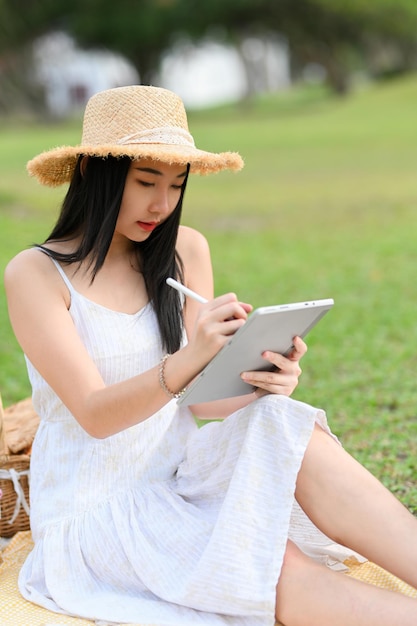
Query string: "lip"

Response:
xmin=137 ymin=221 xmax=159 ymax=232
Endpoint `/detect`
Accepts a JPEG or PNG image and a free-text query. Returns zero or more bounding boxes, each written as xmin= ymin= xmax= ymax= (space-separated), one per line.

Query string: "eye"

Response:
xmin=138 ymin=180 xmax=154 ymax=188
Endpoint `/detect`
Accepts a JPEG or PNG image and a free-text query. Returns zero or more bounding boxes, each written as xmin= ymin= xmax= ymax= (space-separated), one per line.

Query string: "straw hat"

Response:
xmin=27 ymin=85 xmax=244 ymax=186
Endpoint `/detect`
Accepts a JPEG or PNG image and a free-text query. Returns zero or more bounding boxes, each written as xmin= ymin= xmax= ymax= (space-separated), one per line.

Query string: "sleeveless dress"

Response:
xmin=18 ymin=256 xmax=364 ymax=626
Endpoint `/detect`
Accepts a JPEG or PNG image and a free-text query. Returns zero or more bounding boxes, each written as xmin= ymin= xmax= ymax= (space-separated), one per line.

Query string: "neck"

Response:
xmin=105 ymin=237 xmax=141 ymax=273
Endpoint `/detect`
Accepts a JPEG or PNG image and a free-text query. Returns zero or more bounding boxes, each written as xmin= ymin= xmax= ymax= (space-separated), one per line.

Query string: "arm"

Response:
xmin=177 ymin=227 xmax=307 ymax=420
xmin=4 ymin=244 xmax=248 ymax=438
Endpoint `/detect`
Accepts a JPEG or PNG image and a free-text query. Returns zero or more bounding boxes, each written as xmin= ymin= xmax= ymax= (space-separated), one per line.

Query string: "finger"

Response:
xmin=261 ymin=351 xmax=287 ymax=370
xmin=251 ymin=377 xmax=299 ymax=397
xmin=253 ymin=381 xmax=296 ymax=398
xmin=241 ymin=369 xmax=300 ymax=390
xmin=260 ymin=350 xmax=303 ymax=374
xmin=287 ymin=336 xmax=307 ymax=361
xmin=239 ymin=301 xmax=253 ymax=314
xmin=209 ymin=295 xmax=252 ymax=321
xmin=215 ymin=316 xmax=247 ymax=337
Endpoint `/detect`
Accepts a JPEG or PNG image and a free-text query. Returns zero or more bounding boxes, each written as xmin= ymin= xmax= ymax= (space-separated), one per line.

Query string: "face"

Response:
xmin=114 ymin=159 xmax=188 ymax=243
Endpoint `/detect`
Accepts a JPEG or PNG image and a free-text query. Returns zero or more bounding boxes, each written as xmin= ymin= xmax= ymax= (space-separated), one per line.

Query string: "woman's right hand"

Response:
xmin=186 ymin=293 xmax=253 ymax=371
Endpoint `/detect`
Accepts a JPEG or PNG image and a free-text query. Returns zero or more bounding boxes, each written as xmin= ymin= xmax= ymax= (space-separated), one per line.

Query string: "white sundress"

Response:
xmin=18 ymin=255 xmax=364 ymax=626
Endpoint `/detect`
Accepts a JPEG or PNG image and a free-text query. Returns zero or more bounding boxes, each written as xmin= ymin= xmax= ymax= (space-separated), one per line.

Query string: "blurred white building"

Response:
xmin=159 ymin=37 xmax=290 ymax=108
xmin=33 ymin=31 xmax=290 ymax=117
xmin=33 ymin=32 xmax=139 ymax=117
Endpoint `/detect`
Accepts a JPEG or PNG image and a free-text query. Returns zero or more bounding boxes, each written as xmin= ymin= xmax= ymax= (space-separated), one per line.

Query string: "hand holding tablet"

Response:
xmin=166 ymin=278 xmax=334 ymax=405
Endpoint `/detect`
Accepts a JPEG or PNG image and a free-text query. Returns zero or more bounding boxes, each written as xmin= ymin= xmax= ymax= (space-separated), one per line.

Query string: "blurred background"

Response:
xmin=1 ymin=0 xmax=417 ymax=117
xmin=1 ymin=0 xmax=417 ymax=510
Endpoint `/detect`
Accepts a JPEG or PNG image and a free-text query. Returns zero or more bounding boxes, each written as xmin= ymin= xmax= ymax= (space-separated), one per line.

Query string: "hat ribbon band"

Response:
xmin=116 ymin=126 xmax=195 ymax=147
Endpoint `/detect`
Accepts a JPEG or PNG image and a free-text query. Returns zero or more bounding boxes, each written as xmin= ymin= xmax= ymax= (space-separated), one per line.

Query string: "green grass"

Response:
xmin=1 ymin=77 xmax=417 ymax=511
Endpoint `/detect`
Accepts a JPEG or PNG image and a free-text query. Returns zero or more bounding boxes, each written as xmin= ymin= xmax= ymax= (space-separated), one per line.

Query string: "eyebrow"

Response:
xmin=134 ymin=166 xmax=188 ymax=178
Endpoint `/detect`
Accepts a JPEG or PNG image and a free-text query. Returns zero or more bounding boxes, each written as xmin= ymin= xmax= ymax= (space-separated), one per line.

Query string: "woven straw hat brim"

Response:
xmin=27 ymin=143 xmax=244 ymax=187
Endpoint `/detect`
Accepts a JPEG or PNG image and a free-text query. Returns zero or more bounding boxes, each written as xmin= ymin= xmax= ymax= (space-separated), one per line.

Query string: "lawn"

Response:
xmin=1 ymin=77 xmax=417 ymax=511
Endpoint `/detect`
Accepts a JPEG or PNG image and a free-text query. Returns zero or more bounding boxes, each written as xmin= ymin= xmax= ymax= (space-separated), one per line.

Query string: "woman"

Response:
xmin=5 ymin=85 xmax=417 ymax=626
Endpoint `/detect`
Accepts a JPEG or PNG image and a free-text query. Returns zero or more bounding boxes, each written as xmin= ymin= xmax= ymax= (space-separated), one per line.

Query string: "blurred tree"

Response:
xmin=310 ymin=0 xmax=417 ymax=86
xmin=0 ymin=0 xmax=70 ymax=113
xmin=67 ymin=0 xmax=178 ymax=84
xmin=169 ymin=0 xmax=417 ymax=94
xmin=0 ymin=0 xmax=416 ymax=112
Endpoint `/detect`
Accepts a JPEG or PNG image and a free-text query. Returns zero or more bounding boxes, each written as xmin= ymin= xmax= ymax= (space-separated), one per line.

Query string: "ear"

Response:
xmin=80 ymin=156 xmax=89 ymax=177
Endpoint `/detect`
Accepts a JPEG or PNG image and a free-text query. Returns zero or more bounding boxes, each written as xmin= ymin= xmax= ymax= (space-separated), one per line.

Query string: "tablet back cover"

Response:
xmin=178 ymin=299 xmax=333 ymax=406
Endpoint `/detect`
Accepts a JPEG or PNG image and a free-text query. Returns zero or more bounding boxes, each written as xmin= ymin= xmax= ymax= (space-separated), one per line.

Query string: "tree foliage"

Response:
xmin=167 ymin=0 xmax=417 ymax=93
xmin=0 ymin=0 xmax=416 ymax=111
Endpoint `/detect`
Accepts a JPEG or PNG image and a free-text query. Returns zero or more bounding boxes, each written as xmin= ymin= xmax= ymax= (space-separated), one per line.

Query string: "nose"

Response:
xmin=149 ymin=188 xmax=171 ymax=217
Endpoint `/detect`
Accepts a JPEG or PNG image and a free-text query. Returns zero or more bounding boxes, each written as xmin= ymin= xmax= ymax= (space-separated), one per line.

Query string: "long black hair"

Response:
xmin=39 ymin=156 xmax=189 ymax=353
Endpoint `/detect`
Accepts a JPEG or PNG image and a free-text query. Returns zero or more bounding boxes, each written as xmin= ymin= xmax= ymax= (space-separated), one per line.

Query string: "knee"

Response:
xmin=276 ymin=541 xmax=317 ymax=623
xmin=280 ymin=540 xmax=310 ymax=572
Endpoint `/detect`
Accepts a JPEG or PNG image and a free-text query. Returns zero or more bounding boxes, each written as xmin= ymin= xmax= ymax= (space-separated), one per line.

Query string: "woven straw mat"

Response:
xmin=1 ymin=532 xmax=416 ymax=626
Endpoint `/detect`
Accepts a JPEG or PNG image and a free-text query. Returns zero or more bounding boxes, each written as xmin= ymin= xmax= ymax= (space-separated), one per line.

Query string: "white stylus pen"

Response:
xmin=166 ymin=277 xmax=208 ymax=304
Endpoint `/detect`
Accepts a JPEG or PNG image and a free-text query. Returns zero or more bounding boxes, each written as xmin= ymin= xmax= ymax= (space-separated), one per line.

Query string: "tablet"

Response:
xmin=178 ymin=298 xmax=334 ymax=406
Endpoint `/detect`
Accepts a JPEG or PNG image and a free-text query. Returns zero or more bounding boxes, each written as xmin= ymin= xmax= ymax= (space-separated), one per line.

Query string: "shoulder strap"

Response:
xmin=35 ymin=246 xmax=74 ymax=293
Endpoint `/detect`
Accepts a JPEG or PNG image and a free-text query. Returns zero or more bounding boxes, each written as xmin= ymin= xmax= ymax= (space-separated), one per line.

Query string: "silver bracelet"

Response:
xmin=159 ymin=354 xmax=187 ymax=399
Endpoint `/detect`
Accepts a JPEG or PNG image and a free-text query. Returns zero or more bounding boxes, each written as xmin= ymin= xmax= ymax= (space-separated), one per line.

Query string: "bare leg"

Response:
xmin=276 ymin=541 xmax=417 ymax=626
xmin=295 ymin=424 xmax=417 ymax=589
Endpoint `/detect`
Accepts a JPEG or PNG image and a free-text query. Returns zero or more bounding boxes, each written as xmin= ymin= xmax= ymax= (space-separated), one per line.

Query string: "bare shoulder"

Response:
xmin=4 ymin=247 xmax=67 ymax=308
xmin=176 ymin=226 xmax=213 ymax=299
xmin=5 ymin=247 xmax=52 ymax=287
xmin=177 ymin=225 xmax=210 ymax=263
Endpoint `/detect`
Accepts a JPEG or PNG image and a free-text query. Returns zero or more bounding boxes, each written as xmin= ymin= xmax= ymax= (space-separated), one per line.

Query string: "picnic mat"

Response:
xmin=1 ymin=531 xmax=417 ymax=626
xmin=0 ymin=532 xmax=156 ymax=626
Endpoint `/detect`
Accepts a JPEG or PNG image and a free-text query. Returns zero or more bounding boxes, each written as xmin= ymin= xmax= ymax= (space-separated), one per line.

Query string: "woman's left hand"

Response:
xmin=240 ymin=335 xmax=307 ymax=398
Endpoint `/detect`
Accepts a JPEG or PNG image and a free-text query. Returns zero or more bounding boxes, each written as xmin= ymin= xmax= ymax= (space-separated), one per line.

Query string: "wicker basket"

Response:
xmin=0 ymin=453 xmax=30 ymax=538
